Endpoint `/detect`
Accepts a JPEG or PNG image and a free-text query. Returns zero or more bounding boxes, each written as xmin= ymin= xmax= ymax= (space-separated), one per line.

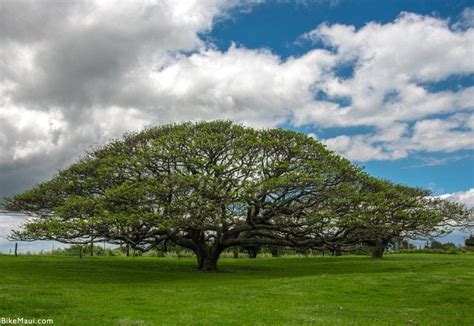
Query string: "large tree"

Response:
xmin=4 ymin=121 xmax=360 ymax=270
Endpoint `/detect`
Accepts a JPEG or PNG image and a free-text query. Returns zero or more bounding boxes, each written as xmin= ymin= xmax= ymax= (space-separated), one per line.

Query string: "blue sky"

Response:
xmin=211 ymin=0 xmax=472 ymax=57
xmin=0 ymin=0 xmax=473 ymax=250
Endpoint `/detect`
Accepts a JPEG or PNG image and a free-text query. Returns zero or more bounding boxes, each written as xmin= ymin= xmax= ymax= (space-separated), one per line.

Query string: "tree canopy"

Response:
xmin=3 ymin=121 xmax=472 ymax=269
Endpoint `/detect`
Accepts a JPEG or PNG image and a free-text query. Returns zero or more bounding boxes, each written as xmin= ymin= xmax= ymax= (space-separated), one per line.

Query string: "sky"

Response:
xmin=0 ymin=0 xmax=473 ymax=251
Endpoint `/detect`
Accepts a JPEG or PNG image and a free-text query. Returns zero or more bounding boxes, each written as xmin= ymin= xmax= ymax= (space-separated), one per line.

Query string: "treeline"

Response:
xmin=7 ymin=236 xmax=474 ymax=257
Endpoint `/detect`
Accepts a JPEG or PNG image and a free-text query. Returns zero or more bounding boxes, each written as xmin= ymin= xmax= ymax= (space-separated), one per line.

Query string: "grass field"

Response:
xmin=0 ymin=254 xmax=473 ymax=325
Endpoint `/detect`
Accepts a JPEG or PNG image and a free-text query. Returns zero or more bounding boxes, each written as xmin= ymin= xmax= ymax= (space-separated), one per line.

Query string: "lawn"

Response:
xmin=0 ymin=254 xmax=473 ymax=325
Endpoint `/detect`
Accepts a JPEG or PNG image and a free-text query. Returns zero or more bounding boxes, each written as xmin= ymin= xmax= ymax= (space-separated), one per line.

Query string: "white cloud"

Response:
xmin=321 ymin=123 xmax=409 ymax=161
xmin=0 ymin=106 xmax=67 ymax=163
xmin=439 ymin=188 xmax=474 ymax=208
xmin=408 ymin=114 xmax=474 ymax=152
xmin=146 ymin=46 xmax=335 ymax=127
xmin=298 ymin=12 xmax=474 ymax=128
xmin=322 ymin=114 xmax=474 ymax=161
xmin=455 ymin=7 xmax=474 ymax=29
xmin=308 ymin=12 xmax=474 ymax=82
xmin=0 ymin=213 xmax=23 ymax=238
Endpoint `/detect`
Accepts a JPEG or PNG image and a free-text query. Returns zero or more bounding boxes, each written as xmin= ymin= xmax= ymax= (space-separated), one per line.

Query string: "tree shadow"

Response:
xmin=1 ymin=254 xmax=464 ymax=285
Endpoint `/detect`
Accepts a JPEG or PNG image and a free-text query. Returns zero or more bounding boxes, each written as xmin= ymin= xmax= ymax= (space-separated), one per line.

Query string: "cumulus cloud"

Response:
xmin=299 ymin=11 xmax=474 ymax=127
xmin=322 ymin=114 xmax=474 ymax=161
xmin=439 ymin=188 xmax=474 ymax=208
xmin=0 ymin=0 xmax=262 ymax=200
xmin=300 ymin=11 xmax=474 ymax=160
xmin=146 ymin=46 xmax=335 ymax=126
xmin=0 ymin=1 xmax=473 ymax=203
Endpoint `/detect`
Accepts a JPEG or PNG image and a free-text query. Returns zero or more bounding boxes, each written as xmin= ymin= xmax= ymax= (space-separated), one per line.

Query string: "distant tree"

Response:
xmin=395 ymin=239 xmax=416 ymax=250
xmin=431 ymin=241 xmax=458 ymax=250
xmin=440 ymin=242 xmax=457 ymax=250
xmin=403 ymin=240 xmax=416 ymax=250
xmin=3 ymin=121 xmax=360 ymax=270
xmin=241 ymin=244 xmax=260 ymax=259
xmin=269 ymin=246 xmax=281 ymax=257
xmin=465 ymin=235 xmax=474 ymax=247
xmin=430 ymin=240 xmax=443 ymax=249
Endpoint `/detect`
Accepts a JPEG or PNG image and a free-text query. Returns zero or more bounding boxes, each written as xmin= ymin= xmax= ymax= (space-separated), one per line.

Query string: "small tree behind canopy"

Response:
xmin=4 ymin=121 xmax=360 ymax=270
xmin=335 ymin=176 xmax=473 ymax=258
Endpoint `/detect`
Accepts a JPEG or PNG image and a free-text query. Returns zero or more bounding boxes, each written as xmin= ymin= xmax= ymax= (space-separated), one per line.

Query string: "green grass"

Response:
xmin=0 ymin=254 xmax=473 ymax=325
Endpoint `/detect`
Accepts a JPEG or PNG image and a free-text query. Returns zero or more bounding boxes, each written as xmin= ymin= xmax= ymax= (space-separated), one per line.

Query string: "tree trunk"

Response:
xmin=196 ymin=252 xmax=219 ymax=271
xmin=247 ymin=249 xmax=257 ymax=258
xmin=372 ymin=239 xmax=386 ymax=258
xmin=271 ymin=246 xmax=280 ymax=257
xmin=162 ymin=240 xmax=168 ymax=254
xmin=198 ymin=256 xmax=218 ymax=271
xmin=195 ymin=246 xmax=222 ymax=271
